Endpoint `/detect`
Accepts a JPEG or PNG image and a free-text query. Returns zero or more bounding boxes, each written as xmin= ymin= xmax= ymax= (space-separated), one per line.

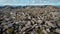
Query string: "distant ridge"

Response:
xmin=0 ymin=5 xmax=59 ymax=9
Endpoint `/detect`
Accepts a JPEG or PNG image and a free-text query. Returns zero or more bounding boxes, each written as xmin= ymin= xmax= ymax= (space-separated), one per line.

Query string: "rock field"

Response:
xmin=0 ymin=5 xmax=60 ymax=34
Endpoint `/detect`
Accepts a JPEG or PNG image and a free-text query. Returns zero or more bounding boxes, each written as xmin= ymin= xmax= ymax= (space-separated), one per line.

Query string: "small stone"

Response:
xmin=27 ymin=21 xmax=31 ymax=26
xmin=55 ymin=29 xmax=60 ymax=33
xmin=37 ymin=20 xmax=42 ymax=24
xmin=4 ymin=25 xmax=8 ymax=29
xmin=27 ymin=16 xmax=31 ymax=20
xmin=15 ymin=22 xmax=19 ymax=24
xmin=10 ymin=12 xmax=14 ymax=14
xmin=46 ymin=21 xmax=55 ymax=27
xmin=31 ymin=20 xmax=35 ymax=25
xmin=57 ymin=23 xmax=60 ymax=27
xmin=46 ymin=29 xmax=50 ymax=32
xmin=32 ymin=18 xmax=36 ymax=21
xmin=5 ymin=18 xmax=9 ymax=21
xmin=37 ymin=17 xmax=41 ymax=20
xmin=12 ymin=17 xmax=15 ymax=19
xmin=42 ymin=29 xmax=47 ymax=34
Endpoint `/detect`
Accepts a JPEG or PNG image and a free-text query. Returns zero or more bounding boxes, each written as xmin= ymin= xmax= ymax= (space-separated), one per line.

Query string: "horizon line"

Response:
xmin=0 ymin=4 xmax=60 ymax=6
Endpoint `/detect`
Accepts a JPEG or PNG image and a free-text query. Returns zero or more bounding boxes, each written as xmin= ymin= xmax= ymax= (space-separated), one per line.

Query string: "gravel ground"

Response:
xmin=0 ymin=5 xmax=60 ymax=34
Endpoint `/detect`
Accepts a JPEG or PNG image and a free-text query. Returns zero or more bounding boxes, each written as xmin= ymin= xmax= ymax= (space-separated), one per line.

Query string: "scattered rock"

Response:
xmin=0 ymin=5 xmax=60 ymax=34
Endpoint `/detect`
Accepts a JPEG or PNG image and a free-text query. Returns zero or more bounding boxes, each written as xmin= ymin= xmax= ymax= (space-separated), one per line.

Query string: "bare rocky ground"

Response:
xmin=0 ymin=5 xmax=60 ymax=34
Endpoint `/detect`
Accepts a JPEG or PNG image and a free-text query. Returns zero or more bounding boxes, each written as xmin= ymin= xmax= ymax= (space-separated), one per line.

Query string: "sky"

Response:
xmin=0 ymin=0 xmax=60 ymax=6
